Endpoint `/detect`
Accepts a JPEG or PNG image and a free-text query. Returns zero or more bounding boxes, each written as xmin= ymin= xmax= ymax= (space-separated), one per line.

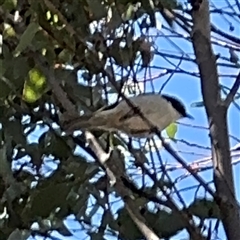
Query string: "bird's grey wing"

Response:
xmin=119 ymin=109 xmax=136 ymax=121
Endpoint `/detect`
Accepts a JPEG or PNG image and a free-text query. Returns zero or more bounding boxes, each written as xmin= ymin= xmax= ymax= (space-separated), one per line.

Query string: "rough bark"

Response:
xmin=191 ymin=1 xmax=240 ymax=239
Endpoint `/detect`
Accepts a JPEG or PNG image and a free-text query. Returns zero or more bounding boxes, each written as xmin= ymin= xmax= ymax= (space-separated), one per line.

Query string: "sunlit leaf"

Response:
xmin=22 ymin=68 xmax=47 ymax=103
xmin=122 ymin=4 xmax=135 ymax=21
xmin=166 ymin=123 xmax=178 ymax=139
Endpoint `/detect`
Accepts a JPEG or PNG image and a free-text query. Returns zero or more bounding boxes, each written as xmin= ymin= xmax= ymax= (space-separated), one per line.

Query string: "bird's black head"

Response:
xmin=162 ymin=95 xmax=193 ymax=119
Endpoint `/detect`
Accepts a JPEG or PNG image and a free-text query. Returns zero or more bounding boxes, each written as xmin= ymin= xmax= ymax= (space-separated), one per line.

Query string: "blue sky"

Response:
xmin=26 ymin=1 xmax=240 ymax=239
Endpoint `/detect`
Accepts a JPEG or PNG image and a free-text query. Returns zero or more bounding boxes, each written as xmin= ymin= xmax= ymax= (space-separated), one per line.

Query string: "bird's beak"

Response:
xmin=186 ymin=113 xmax=194 ymax=120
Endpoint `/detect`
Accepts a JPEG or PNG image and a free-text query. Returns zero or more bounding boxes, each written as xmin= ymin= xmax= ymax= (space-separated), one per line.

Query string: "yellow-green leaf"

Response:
xmin=166 ymin=123 xmax=177 ymax=139
xmin=22 ymin=68 xmax=47 ymax=103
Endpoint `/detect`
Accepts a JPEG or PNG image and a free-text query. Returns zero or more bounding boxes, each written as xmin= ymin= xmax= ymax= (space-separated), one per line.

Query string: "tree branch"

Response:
xmin=85 ymin=131 xmax=160 ymax=240
xmin=224 ymin=71 xmax=240 ymax=108
xmin=191 ymin=1 xmax=240 ymax=239
xmin=129 ymin=147 xmax=206 ymax=240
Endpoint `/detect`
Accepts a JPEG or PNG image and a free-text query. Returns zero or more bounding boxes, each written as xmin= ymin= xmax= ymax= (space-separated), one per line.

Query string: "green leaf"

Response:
xmin=65 ymin=156 xmax=98 ymax=182
xmin=2 ymin=0 xmax=17 ymax=11
xmin=22 ymin=68 xmax=47 ymax=103
xmin=14 ymin=22 xmax=39 ymax=56
xmin=7 ymin=229 xmax=30 ymax=240
xmin=0 ymin=144 xmax=12 ymax=182
xmin=29 ymin=183 xmax=72 ymax=218
xmin=147 ymin=210 xmax=186 ymax=238
xmin=86 ymin=0 xmax=107 ymax=21
xmin=166 ymin=123 xmax=177 ymax=139
xmin=39 ymin=132 xmax=73 ymax=159
xmin=2 ymin=119 xmax=27 ymax=146
xmin=12 ymin=56 xmax=31 ymax=88
xmin=188 ymin=198 xmax=221 ymax=220
xmin=0 ymin=59 xmax=6 ymax=78
xmin=109 ymin=45 xmax=136 ymax=68
xmin=0 ymin=80 xmax=11 ymax=99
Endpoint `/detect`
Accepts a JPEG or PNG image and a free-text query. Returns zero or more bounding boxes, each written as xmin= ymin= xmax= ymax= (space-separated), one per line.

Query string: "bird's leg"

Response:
xmin=105 ymin=133 xmax=113 ymax=153
xmin=150 ymin=126 xmax=160 ymax=136
xmin=127 ymin=137 xmax=133 ymax=151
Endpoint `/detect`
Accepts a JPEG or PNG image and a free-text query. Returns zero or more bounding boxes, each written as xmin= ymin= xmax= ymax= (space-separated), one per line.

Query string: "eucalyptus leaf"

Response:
xmin=3 ymin=119 xmax=27 ymax=146
xmin=0 ymin=144 xmax=12 ymax=182
xmin=0 ymin=80 xmax=11 ymax=99
xmin=188 ymin=198 xmax=221 ymax=220
xmin=148 ymin=210 xmax=186 ymax=238
xmin=7 ymin=229 xmax=30 ymax=240
xmin=29 ymin=183 xmax=73 ymax=218
xmin=14 ymin=22 xmax=39 ymax=56
xmin=2 ymin=0 xmax=17 ymax=11
xmin=13 ymin=57 xmax=31 ymax=82
xmin=0 ymin=59 xmax=6 ymax=78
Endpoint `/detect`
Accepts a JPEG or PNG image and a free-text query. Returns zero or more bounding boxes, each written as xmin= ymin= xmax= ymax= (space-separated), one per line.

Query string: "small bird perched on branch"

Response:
xmin=62 ymin=93 xmax=193 ymax=138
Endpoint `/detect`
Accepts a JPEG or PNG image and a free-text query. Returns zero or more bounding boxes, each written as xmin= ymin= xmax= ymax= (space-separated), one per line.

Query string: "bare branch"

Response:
xmin=129 ymin=147 xmax=206 ymax=240
xmin=160 ymin=137 xmax=215 ymax=197
xmin=85 ymin=132 xmax=160 ymax=240
xmin=224 ymin=71 xmax=240 ymax=108
xmin=211 ymin=24 xmax=240 ymax=45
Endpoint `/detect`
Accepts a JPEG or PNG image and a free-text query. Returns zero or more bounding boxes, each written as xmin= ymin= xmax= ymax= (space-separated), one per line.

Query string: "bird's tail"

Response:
xmin=61 ymin=110 xmax=115 ymax=134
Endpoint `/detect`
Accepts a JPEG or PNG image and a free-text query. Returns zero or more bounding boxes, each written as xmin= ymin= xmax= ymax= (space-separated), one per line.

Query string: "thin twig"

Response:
xmin=224 ymin=71 xmax=240 ymax=108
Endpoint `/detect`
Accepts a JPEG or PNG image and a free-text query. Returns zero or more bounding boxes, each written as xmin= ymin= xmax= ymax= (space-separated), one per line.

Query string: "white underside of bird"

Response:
xmin=62 ymin=93 xmax=191 ymax=138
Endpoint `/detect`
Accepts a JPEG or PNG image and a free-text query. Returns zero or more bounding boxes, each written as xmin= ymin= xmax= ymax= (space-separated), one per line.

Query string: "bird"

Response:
xmin=61 ymin=93 xmax=193 ymax=138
